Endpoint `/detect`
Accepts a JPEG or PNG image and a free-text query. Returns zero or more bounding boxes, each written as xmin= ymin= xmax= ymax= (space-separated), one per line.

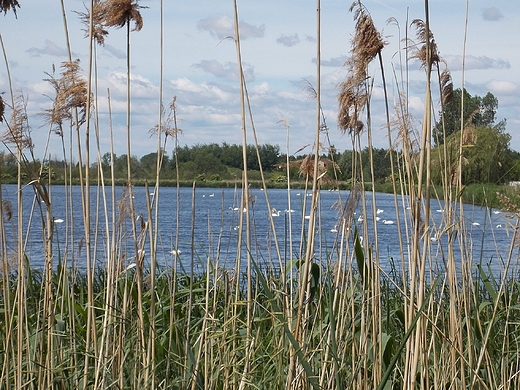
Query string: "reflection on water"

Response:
xmin=2 ymin=184 xmax=518 ymax=277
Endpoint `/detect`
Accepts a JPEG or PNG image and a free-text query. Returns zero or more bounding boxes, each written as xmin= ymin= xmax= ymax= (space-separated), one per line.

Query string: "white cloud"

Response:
xmin=482 ymin=7 xmax=504 ymax=21
xmin=26 ymin=40 xmax=74 ymax=58
xmin=101 ymin=72 xmax=159 ymax=101
xmin=192 ymin=59 xmax=255 ymax=82
xmin=103 ymin=44 xmax=126 ymax=60
xmin=486 ymin=80 xmax=519 ymax=95
xmin=444 ymin=55 xmax=510 ymax=71
xmin=276 ymin=34 xmax=300 ymax=47
xmin=168 ymin=77 xmax=236 ymax=106
xmin=252 ymin=82 xmax=271 ymax=95
xmin=197 ymin=15 xmax=265 ymax=40
xmin=315 ymin=56 xmax=348 ymax=67
xmin=408 ymin=95 xmax=424 ymax=113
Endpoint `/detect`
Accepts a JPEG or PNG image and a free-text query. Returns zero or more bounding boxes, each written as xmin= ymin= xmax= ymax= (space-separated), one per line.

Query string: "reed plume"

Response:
xmin=1 ymin=199 xmax=11 ymax=221
xmin=408 ymin=19 xmax=441 ymax=69
xmin=440 ymin=68 xmax=453 ymax=106
xmin=2 ymin=92 xmax=32 ymax=150
xmin=338 ymin=1 xmax=386 ymax=136
xmin=102 ymin=0 xmax=145 ymax=31
xmin=149 ymin=96 xmax=183 ymax=139
xmin=0 ymin=0 xmax=19 ymax=15
xmin=40 ymin=60 xmax=89 ymax=135
xmin=76 ymin=0 xmax=109 ymax=45
xmin=0 ymin=95 xmax=4 ymax=121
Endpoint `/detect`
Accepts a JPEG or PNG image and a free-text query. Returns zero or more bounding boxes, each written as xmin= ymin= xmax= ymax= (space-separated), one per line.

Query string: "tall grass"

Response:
xmin=1 ymin=0 xmax=520 ymax=389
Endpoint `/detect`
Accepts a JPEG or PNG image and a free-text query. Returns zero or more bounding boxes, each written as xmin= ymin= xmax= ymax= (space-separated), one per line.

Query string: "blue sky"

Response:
xmin=0 ymin=0 xmax=518 ymax=162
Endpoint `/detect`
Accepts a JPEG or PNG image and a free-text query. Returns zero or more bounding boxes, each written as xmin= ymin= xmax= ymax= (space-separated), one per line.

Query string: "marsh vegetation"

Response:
xmin=1 ymin=1 xmax=520 ymax=389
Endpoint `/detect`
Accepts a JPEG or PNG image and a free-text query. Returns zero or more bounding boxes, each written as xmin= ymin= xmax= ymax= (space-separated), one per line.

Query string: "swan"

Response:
xmin=472 ymin=222 xmax=480 ymax=226
xmin=376 ymin=209 xmax=384 ymax=214
xmin=382 ymin=220 xmax=394 ymax=225
xmin=357 ymin=216 xmax=364 ymax=222
xmin=271 ymin=208 xmax=281 ymax=217
xmin=285 ymin=209 xmax=295 ymax=213
xmin=330 ymin=225 xmax=338 ymax=233
xmin=496 ymin=224 xmax=502 ymax=228
xmin=169 ymin=249 xmax=182 ymax=256
xmin=54 ymin=218 xmax=64 ymax=223
xmin=209 ymin=193 xmax=214 ymax=197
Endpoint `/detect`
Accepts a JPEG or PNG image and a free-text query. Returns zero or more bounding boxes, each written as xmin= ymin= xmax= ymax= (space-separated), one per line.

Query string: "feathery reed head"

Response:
xmin=349 ymin=1 xmax=386 ymax=66
xmin=103 ymin=0 xmax=145 ymax=31
xmin=0 ymin=95 xmax=4 ymax=122
xmin=149 ymin=96 xmax=183 ymax=138
xmin=0 ymin=0 xmax=20 ymax=16
xmin=2 ymin=92 xmax=33 ymax=150
xmin=440 ymin=69 xmax=453 ymax=106
xmin=337 ymin=2 xmax=386 ymax=136
xmin=40 ymin=60 xmax=89 ymax=130
xmin=409 ymin=19 xmax=440 ymax=68
xmin=76 ymin=0 xmax=109 ymax=45
xmin=2 ymin=199 xmax=12 ymax=221
xmin=337 ymin=80 xmax=366 ymax=136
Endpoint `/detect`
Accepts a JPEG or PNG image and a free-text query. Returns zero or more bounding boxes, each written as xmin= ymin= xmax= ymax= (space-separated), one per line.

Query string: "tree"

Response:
xmin=431 ymin=123 xmax=517 ymax=185
xmin=433 ymin=88 xmax=501 ymax=145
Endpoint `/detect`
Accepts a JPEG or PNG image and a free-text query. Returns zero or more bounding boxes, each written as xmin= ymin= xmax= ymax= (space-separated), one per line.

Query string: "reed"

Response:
xmin=1 ymin=1 xmax=520 ymax=389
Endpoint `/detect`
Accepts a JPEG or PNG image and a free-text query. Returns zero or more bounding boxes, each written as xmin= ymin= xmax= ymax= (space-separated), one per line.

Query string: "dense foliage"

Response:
xmin=433 ymin=88 xmax=505 ymax=145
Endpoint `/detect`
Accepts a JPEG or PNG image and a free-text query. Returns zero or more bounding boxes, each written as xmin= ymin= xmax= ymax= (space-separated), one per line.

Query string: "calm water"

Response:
xmin=2 ymin=184 xmax=518 ymax=276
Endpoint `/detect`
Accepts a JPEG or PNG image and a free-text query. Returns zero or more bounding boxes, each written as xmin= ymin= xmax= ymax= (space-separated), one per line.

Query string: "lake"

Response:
xmin=2 ymin=184 xmax=518 ymax=277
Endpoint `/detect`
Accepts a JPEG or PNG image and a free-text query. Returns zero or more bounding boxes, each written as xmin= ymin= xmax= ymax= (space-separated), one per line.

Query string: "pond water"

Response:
xmin=2 ymin=184 xmax=518 ymax=277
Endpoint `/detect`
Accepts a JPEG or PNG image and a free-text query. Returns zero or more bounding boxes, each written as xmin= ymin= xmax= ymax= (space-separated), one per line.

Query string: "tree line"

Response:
xmin=1 ymin=88 xmax=518 ymax=186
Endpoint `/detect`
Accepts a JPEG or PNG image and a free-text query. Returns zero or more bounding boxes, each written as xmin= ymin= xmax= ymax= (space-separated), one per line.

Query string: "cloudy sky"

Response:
xmin=0 ymin=0 xmax=518 ymax=162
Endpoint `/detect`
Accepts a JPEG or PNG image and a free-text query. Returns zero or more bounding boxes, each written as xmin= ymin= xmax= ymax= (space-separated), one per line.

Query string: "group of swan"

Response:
xmin=270 ymin=208 xmax=296 ymax=216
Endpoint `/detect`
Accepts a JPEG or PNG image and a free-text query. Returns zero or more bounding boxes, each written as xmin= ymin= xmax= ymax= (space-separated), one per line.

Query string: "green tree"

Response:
xmin=433 ymin=88 xmax=501 ymax=145
xmin=432 ymin=124 xmax=516 ymax=185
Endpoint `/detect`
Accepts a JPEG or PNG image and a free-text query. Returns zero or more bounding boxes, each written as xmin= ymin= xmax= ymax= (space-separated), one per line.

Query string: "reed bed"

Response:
xmin=2 ymin=0 xmax=520 ymax=389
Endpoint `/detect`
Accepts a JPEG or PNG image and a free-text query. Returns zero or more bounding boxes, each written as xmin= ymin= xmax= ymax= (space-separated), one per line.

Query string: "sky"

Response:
xmin=0 ymin=0 xmax=519 ymax=162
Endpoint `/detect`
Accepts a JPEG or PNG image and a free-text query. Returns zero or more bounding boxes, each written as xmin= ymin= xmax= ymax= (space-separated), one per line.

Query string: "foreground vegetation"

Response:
xmin=2 ymin=0 xmax=520 ymax=389
xmin=2 ymin=249 xmax=520 ymax=389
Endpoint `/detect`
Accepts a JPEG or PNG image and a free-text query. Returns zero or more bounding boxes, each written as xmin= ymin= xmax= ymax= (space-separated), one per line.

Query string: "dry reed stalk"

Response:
xmin=230 ymin=1 xmax=255 ymax=387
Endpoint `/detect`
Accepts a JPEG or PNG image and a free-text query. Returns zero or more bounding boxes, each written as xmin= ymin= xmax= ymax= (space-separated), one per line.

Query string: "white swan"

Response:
xmin=472 ymin=222 xmax=480 ymax=226
xmin=382 ymin=220 xmax=395 ymax=225
xmin=376 ymin=209 xmax=384 ymax=214
xmin=271 ymin=208 xmax=281 ymax=217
